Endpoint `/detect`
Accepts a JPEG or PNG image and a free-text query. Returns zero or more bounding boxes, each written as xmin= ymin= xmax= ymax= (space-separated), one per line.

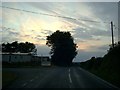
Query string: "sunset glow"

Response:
xmin=1 ymin=2 xmax=118 ymax=61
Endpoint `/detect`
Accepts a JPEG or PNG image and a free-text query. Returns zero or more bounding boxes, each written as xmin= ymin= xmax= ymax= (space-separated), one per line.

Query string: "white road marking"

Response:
xmin=69 ymin=73 xmax=72 ymax=84
xmin=69 ymin=68 xmax=70 ymax=73
xmin=22 ymin=78 xmax=36 ymax=87
xmin=68 ymin=68 xmax=73 ymax=88
xmin=22 ymin=82 xmax=27 ymax=87
xmin=30 ymin=79 xmax=34 ymax=82
xmin=68 ymin=68 xmax=72 ymax=84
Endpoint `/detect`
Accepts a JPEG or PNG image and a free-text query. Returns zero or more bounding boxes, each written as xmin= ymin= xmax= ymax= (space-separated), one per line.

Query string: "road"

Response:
xmin=2 ymin=66 xmax=119 ymax=89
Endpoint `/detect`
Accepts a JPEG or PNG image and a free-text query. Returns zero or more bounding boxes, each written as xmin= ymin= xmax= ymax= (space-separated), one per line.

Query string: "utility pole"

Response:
xmin=110 ymin=21 xmax=114 ymax=48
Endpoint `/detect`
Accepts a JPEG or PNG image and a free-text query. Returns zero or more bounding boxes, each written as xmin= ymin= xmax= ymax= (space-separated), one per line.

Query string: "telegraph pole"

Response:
xmin=110 ymin=21 xmax=114 ymax=48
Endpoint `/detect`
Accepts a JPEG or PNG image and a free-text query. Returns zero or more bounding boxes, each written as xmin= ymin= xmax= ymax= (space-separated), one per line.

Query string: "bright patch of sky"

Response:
xmin=1 ymin=2 xmax=118 ymax=62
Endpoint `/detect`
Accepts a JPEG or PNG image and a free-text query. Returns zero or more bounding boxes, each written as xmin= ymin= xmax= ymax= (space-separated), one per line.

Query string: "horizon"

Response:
xmin=1 ymin=2 xmax=118 ymax=62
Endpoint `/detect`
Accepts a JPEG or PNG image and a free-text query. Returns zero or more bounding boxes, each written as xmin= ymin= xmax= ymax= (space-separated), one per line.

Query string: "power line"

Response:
xmin=0 ymin=5 xmax=109 ymax=24
xmin=1 ymin=6 xmax=117 ymax=46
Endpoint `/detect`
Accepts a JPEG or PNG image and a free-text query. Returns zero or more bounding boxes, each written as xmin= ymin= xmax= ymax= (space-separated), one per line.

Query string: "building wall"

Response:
xmin=11 ymin=55 xmax=31 ymax=62
xmin=2 ymin=54 xmax=51 ymax=66
xmin=41 ymin=57 xmax=51 ymax=66
xmin=2 ymin=54 xmax=32 ymax=63
xmin=31 ymin=56 xmax=41 ymax=63
xmin=2 ymin=54 xmax=10 ymax=62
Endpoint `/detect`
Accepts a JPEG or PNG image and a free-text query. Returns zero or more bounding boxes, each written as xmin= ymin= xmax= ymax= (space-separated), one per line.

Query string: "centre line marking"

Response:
xmin=30 ymin=79 xmax=34 ymax=82
xmin=68 ymin=69 xmax=72 ymax=84
xmin=69 ymin=73 xmax=72 ymax=83
xmin=69 ymin=68 xmax=70 ymax=73
xmin=22 ymin=82 xmax=27 ymax=87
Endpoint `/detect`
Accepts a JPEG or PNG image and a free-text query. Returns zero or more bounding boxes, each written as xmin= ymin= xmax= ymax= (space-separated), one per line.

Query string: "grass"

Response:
xmin=2 ymin=62 xmax=41 ymax=68
xmin=2 ymin=71 xmax=17 ymax=88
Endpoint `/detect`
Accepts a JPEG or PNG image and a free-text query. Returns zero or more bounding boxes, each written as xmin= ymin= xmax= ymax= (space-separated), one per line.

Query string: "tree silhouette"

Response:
xmin=46 ymin=30 xmax=77 ymax=66
xmin=2 ymin=41 xmax=36 ymax=54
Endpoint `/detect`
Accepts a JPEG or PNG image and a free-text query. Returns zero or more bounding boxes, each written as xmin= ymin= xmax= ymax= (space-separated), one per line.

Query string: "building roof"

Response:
xmin=0 ymin=52 xmax=31 ymax=55
xmin=33 ymin=55 xmax=50 ymax=58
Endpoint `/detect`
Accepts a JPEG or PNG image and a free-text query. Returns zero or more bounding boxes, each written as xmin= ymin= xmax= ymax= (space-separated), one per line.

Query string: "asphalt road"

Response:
xmin=2 ymin=66 xmax=119 ymax=89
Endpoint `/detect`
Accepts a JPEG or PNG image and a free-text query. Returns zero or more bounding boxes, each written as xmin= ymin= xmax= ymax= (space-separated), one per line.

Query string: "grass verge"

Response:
xmin=2 ymin=71 xmax=17 ymax=88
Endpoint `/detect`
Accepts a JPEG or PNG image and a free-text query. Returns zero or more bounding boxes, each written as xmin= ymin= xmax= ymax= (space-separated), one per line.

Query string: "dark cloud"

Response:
xmin=2 ymin=2 xmax=118 ymax=62
xmin=85 ymin=2 xmax=118 ymax=38
xmin=2 ymin=35 xmax=19 ymax=43
xmin=42 ymin=29 xmax=54 ymax=35
xmin=73 ymin=26 xmax=113 ymax=41
xmin=2 ymin=26 xmax=20 ymax=43
xmin=9 ymin=31 xmax=19 ymax=35
xmin=86 ymin=2 xmax=118 ymax=23
xmin=97 ymin=45 xmax=109 ymax=51
xmin=73 ymin=27 xmax=94 ymax=40
xmin=61 ymin=17 xmax=91 ymax=29
xmin=36 ymin=35 xmax=42 ymax=37
xmin=89 ymin=44 xmax=109 ymax=52
xmin=91 ymin=29 xmax=111 ymax=37
xmin=24 ymin=35 xmax=31 ymax=37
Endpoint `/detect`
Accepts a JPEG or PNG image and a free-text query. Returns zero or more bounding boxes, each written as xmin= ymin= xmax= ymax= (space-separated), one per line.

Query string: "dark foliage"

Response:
xmin=80 ymin=57 xmax=103 ymax=70
xmin=108 ymin=41 xmax=120 ymax=53
xmin=80 ymin=41 xmax=120 ymax=87
xmin=46 ymin=30 xmax=77 ymax=66
xmin=1 ymin=41 xmax=36 ymax=54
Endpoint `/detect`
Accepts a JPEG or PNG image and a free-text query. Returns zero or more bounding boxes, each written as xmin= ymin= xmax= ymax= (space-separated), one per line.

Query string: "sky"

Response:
xmin=0 ymin=2 xmax=119 ymax=62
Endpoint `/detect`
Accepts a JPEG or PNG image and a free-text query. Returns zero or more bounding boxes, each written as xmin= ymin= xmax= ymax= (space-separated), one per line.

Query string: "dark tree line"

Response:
xmin=46 ymin=30 xmax=77 ymax=66
xmin=108 ymin=41 xmax=120 ymax=52
xmin=1 ymin=41 xmax=37 ymax=54
xmin=80 ymin=41 xmax=120 ymax=88
xmin=80 ymin=41 xmax=120 ymax=70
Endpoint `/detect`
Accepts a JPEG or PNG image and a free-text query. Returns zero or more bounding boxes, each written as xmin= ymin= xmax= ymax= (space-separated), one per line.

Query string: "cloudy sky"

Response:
xmin=1 ymin=2 xmax=118 ymax=62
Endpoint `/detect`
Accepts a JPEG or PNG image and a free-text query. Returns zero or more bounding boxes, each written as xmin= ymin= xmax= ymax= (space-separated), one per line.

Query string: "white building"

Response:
xmin=41 ymin=56 xmax=51 ymax=66
xmin=31 ymin=55 xmax=41 ymax=63
xmin=31 ymin=55 xmax=51 ymax=66
xmin=2 ymin=53 xmax=32 ymax=63
xmin=1 ymin=53 xmax=51 ymax=66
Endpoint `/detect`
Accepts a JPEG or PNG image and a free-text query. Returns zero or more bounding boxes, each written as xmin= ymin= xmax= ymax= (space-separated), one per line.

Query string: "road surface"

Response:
xmin=2 ymin=66 xmax=119 ymax=89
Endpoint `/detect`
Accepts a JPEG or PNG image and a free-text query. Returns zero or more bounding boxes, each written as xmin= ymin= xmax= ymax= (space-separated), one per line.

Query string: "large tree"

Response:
xmin=46 ymin=30 xmax=77 ymax=66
